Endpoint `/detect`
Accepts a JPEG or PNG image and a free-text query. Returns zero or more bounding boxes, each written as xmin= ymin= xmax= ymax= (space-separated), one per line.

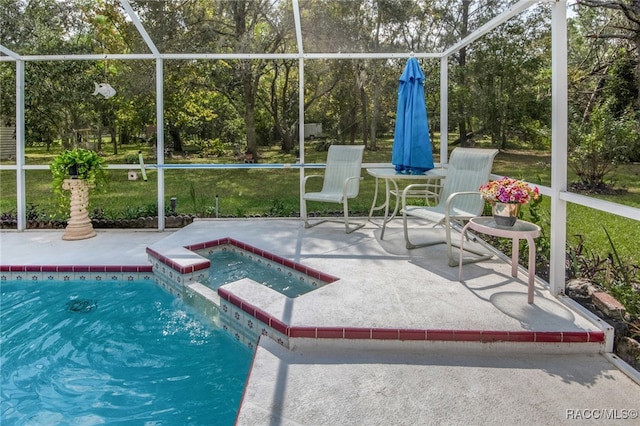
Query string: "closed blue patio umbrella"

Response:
xmin=392 ymin=57 xmax=434 ymax=174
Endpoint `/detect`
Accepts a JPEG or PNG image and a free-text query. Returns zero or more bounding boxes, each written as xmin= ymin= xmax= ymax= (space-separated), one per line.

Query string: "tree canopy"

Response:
xmin=0 ymin=0 xmax=638 ymax=171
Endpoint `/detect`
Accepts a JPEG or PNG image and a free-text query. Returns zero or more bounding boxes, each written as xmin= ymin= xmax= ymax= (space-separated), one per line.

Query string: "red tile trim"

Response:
xmin=188 ymin=242 xmax=206 ymax=251
xmin=227 ymin=293 xmax=244 ymax=308
xmin=157 ymin=237 xmax=339 ymax=283
xmin=218 ymin=287 xmax=231 ymax=301
xmin=344 ymin=328 xmax=371 ymax=339
xmin=561 ymin=331 xmax=590 ymax=343
xmin=58 ymin=266 xmax=76 ymax=272
xmin=507 ymin=331 xmax=536 ymax=342
xmin=121 ymin=265 xmax=143 ymax=272
xmin=199 ymin=238 xmax=339 ymax=282
xmin=146 ymin=246 xmax=210 ymax=275
xmin=289 ymin=327 xmax=316 ymax=338
xmin=480 ymin=330 xmax=510 ymax=342
xmin=2 ymin=264 xmax=154 ymax=275
xmin=270 ymin=318 xmax=288 ymax=335
xmin=534 ymin=331 xmax=563 ymax=343
xmin=588 ymin=331 xmax=606 ymax=343
xmin=241 ymin=303 xmax=256 ymax=316
xmin=254 ymin=308 xmax=271 ymax=325
xmin=398 ymin=329 xmax=427 ymax=340
xmin=451 ymin=330 xmax=485 ymax=342
xmin=217 ymin=289 xmax=599 ymax=346
xmin=427 ymin=329 xmax=456 ymax=341
xmin=316 ymin=327 xmax=344 ymax=339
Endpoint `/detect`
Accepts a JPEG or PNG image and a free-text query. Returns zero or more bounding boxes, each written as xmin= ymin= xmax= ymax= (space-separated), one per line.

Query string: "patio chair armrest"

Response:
xmin=401 ymin=184 xmax=430 ymax=208
xmin=342 ymin=176 xmax=363 ymax=197
xmin=443 ymin=191 xmax=482 ymax=222
xmin=303 ymin=174 xmax=323 ymax=190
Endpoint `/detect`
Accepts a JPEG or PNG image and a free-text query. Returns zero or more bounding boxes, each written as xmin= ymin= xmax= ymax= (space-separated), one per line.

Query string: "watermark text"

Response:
xmin=566 ymin=409 xmax=638 ymax=420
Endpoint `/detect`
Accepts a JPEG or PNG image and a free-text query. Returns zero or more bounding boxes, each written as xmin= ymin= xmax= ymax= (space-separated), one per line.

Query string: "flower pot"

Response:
xmin=492 ymin=202 xmax=519 ymax=227
xmin=68 ymin=164 xmax=79 ymax=178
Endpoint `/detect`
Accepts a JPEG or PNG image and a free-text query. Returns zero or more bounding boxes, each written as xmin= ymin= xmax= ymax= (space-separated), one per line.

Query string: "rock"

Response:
xmin=616 ymin=336 xmax=640 ymax=369
xmin=565 ymin=278 xmax=596 ymax=297
xmin=591 ymin=291 xmax=626 ymax=319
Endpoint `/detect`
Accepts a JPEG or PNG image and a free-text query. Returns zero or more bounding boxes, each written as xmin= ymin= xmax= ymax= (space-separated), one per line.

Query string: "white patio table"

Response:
xmin=366 ymin=167 xmax=446 ymax=239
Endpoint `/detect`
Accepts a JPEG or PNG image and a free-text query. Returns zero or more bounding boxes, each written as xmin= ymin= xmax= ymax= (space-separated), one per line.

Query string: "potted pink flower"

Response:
xmin=479 ymin=177 xmax=539 ymax=226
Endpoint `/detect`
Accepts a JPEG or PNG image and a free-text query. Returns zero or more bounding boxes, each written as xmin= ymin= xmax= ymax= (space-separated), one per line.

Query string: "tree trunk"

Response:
xmin=582 ymin=66 xmax=608 ymax=127
xmin=360 ymin=85 xmax=368 ymax=148
xmin=243 ymin=71 xmax=258 ymax=157
xmin=96 ymin=128 xmax=103 ymax=152
xmin=168 ymin=125 xmax=183 ymax=154
xmin=349 ymin=106 xmax=357 ymax=144
xmin=635 ymin=36 xmax=640 ymax=108
xmin=369 ymin=75 xmax=380 ymax=151
xmin=457 ymin=0 xmax=471 ymax=147
xmin=110 ymin=126 xmax=117 ymax=156
xmin=234 ymin=1 xmax=259 ymax=158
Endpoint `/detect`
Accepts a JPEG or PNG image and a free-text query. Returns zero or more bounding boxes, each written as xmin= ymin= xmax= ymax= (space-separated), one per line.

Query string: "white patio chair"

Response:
xmin=401 ymin=147 xmax=499 ymax=266
xmin=302 ymin=145 xmax=366 ymax=233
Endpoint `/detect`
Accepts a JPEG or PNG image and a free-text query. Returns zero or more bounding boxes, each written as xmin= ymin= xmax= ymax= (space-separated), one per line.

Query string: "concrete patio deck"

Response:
xmin=1 ymin=218 xmax=639 ymax=425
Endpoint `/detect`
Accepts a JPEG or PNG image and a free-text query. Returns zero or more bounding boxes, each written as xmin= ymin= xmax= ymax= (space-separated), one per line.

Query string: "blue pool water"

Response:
xmin=0 ymin=279 xmax=252 ymax=425
xmin=204 ymin=249 xmax=318 ymax=297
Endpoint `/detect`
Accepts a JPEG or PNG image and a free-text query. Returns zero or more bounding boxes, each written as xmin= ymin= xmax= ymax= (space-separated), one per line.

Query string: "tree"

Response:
xmin=468 ymin=6 xmax=551 ymax=149
xmin=577 ymin=0 xmax=640 ymax=107
xmin=215 ymin=0 xmax=292 ymax=158
xmin=569 ymin=101 xmax=638 ymax=187
xmin=567 ymin=1 xmax=640 ymax=181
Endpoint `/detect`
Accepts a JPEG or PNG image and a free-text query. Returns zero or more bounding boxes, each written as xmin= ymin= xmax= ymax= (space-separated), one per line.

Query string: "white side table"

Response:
xmin=458 ymin=217 xmax=541 ymax=304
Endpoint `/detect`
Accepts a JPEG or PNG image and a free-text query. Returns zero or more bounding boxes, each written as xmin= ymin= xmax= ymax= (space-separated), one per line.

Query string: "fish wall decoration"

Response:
xmin=92 ymin=82 xmax=116 ymax=99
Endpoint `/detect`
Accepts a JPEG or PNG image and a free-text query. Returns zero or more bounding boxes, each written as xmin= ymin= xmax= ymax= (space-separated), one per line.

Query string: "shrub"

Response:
xmin=569 ymin=102 xmax=638 ymax=188
xmin=50 ymin=148 xmax=108 ymax=210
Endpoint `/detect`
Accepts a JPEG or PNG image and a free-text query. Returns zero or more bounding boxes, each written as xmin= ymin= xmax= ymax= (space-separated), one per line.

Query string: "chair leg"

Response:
xmin=446 ymin=223 xmax=493 ymax=267
xmin=403 ymin=212 xmax=443 ymax=249
xmin=303 ymin=199 xmax=363 ymax=233
xmin=343 ymin=199 xmax=364 ymax=234
xmin=403 ymin=213 xmax=492 ymax=266
xmin=403 ymin=212 xmax=419 ymax=249
xmin=303 ymin=199 xmax=326 ymax=229
xmin=302 ymin=199 xmax=311 ymax=228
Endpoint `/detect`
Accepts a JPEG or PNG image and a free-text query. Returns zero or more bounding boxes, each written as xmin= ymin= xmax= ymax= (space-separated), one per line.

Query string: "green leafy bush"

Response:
xmin=198 ymin=138 xmax=231 ymax=157
xmin=50 ymin=148 xmax=108 ymax=209
xmin=569 ymin=102 xmax=638 ymax=188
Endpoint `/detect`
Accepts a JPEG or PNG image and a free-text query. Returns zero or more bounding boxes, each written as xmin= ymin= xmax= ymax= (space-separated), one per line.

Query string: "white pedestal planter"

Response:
xmin=62 ymin=178 xmax=96 ymax=240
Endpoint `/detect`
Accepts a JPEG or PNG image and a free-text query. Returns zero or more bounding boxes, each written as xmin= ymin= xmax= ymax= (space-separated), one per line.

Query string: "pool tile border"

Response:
xmin=217 ymin=287 xmax=606 ymax=345
xmin=146 ymin=237 xmax=339 ymax=284
xmin=0 ymin=264 xmax=154 ymax=282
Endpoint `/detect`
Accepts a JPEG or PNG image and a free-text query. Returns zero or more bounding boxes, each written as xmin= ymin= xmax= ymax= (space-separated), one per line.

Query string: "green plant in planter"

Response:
xmin=50 ymin=148 xmax=108 ymax=209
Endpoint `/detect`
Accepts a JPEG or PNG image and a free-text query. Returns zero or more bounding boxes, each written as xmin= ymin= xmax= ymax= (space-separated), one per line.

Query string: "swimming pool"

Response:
xmin=1 ymin=279 xmax=252 ymax=425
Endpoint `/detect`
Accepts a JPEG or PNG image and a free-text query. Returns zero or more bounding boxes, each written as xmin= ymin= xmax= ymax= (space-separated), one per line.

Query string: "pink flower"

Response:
xmin=479 ymin=177 xmax=539 ymax=204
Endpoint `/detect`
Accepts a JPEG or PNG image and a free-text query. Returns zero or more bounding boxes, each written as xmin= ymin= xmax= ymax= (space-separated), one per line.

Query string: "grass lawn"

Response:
xmin=1 ymin=139 xmax=638 ymax=265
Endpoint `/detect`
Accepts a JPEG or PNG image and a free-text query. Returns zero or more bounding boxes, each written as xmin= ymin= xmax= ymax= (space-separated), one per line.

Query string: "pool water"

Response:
xmin=0 ymin=279 xmax=252 ymax=425
xmin=203 ymin=249 xmax=318 ymax=297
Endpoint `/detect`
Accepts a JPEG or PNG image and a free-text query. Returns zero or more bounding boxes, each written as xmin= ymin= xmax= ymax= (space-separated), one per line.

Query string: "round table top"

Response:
xmin=468 ymin=216 xmax=541 ymax=238
xmin=366 ymin=168 xmax=446 ymax=179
